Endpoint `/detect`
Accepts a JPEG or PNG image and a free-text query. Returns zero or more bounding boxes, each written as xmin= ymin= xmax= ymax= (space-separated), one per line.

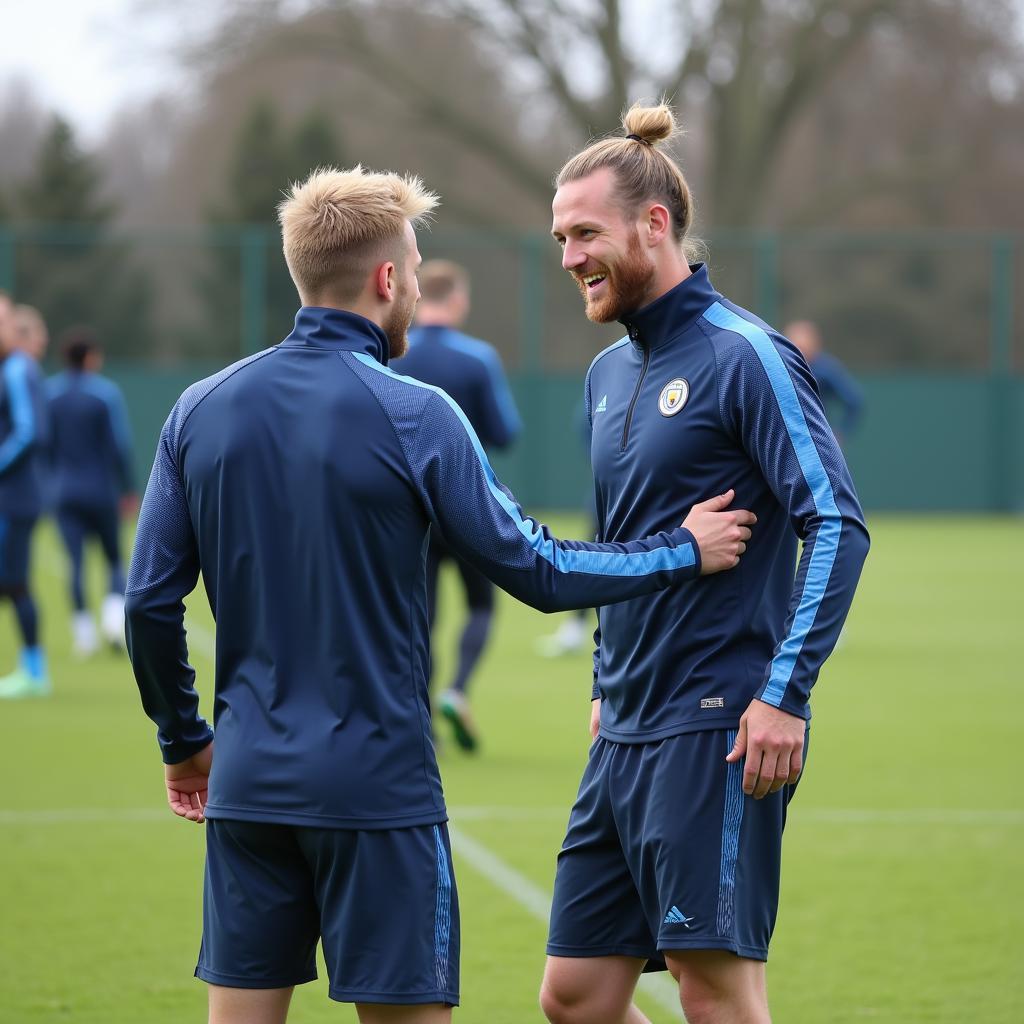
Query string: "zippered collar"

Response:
xmin=619 ymin=263 xmax=722 ymax=352
xmin=280 ymin=307 xmax=391 ymax=365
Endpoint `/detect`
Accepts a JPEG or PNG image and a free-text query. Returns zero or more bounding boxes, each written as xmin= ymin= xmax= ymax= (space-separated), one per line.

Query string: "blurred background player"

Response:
xmin=47 ymin=328 xmax=135 ymax=655
xmin=0 ymin=295 xmax=51 ymax=698
xmin=784 ymin=319 xmax=864 ymax=445
xmin=393 ymin=259 xmax=522 ymax=751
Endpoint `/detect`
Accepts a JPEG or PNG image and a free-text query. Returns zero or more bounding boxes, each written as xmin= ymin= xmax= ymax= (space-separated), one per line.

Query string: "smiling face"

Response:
xmin=551 ymin=167 xmax=657 ymax=323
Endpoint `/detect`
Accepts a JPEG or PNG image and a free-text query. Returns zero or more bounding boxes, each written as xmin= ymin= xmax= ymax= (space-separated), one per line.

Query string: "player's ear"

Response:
xmin=644 ymin=204 xmax=671 ymax=247
xmin=375 ymin=262 xmax=396 ymax=302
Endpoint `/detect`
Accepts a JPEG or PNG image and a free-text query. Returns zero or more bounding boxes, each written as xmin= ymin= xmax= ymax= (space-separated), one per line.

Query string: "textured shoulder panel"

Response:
xmin=346 ymin=351 xmax=442 ymax=450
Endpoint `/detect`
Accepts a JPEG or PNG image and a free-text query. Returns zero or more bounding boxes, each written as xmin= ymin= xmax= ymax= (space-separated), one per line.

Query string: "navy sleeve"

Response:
xmin=124 ymin=408 xmax=211 ymax=763
xmin=352 ymin=356 xmax=703 ymax=613
xmin=710 ymin=308 xmax=870 ymax=718
xmin=0 ymin=356 xmax=37 ymax=476
xmin=472 ymin=347 xmax=522 ymax=450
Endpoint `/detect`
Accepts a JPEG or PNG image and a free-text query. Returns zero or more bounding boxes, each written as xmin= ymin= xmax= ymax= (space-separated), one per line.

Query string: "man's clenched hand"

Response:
xmin=682 ymin=489 xmax=756 ymax=574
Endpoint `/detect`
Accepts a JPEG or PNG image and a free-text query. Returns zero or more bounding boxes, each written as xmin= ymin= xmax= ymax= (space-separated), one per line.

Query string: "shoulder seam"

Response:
xmin=171 ymin=348 xmax=278 ymax=462
xmin=696 ymin=317 xmax=732 ymax=438
xmin=587 ymin=336 xmax=630 ymax=377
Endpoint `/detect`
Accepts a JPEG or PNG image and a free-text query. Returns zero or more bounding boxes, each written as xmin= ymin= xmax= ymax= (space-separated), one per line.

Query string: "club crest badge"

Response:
xmin=658 ymin=378 xmax=689 ymax=417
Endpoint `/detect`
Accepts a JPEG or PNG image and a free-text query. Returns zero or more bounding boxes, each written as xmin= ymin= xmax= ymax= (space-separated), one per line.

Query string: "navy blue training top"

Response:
xmin=0 ymin=351 xmax=48 ymax=519
xmin=125 ymin=307 xmax=703 ymax=829
xmin=47 ymin=370 xmax=134 ymax=508
xmin=394 ymin=325 xmax=522 ymax=450
xmin=587 ymin=265 xmax=870 ymax=740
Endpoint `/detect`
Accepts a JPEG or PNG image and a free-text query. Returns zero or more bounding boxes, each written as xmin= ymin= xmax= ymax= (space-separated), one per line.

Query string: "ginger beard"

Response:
xmin=574 ymin=227 xmax=656 ymax=324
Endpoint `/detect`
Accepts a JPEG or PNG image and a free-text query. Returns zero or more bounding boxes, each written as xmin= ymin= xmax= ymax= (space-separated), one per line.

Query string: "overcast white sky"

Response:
xmin=4 ymin=0 xmax=1024 ymax=143
xmin=0 ymin=0 xmax=198 ymax=141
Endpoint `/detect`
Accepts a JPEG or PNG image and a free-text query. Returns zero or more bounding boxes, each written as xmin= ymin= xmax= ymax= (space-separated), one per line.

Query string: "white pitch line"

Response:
xmin=448 ymin=823 xmax=685 ymax=1021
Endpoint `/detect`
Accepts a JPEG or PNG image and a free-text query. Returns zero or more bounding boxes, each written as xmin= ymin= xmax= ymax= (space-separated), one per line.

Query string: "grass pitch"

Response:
xmin=0 ymin=515 xmax=1021 ymax=1023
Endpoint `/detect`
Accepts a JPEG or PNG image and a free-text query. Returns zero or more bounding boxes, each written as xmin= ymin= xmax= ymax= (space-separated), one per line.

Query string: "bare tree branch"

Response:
xmin=484 ymin=0 xmax=602 ymax=130
xmin=755 ymin=0 xmax=894 ymax=171
xmin=594 ymin=0 xmax=632 ymax=121
xmin=269 ymin=14 xmax=554 ymax=199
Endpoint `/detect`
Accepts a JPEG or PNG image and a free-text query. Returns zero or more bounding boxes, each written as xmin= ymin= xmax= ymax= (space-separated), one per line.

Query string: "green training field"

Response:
xmin=0 ymin=515 xmax=1021 ymax=1023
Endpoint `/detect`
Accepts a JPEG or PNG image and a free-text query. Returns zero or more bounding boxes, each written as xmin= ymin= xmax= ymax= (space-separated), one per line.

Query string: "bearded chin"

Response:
xmin=384 ymin=294 xmax=416 ymax=359
xmin=581 ymin=231 xmax=656 ymax=324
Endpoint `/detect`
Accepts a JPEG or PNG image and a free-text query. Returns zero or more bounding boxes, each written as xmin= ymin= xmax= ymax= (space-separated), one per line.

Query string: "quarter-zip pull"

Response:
xmin=621 ymin=324 xmax=648 ymax=451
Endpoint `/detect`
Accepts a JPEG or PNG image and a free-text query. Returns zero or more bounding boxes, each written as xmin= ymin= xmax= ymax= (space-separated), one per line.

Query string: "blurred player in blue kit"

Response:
xmin=124 ymin=165 xmax=755 ymax=1024
xmin=540 ymin=103 xmax=870 ymax=1024
xmin=393 ymin=259 xmax=522 ymax=750
xmin=784 ymin=319 xmax=864 ymax=445
xmin=0 ymin=295 xmax=51 ymax=699
xmin=47 ymin=329 xmax=135 ymax=655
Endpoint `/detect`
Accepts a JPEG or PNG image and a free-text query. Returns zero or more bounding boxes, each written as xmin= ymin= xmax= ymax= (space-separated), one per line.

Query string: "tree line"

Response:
xmin=0 ymin=0 xmax=1020 ymax=368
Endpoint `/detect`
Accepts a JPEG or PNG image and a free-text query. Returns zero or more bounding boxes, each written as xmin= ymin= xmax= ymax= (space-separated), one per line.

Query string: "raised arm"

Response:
xmin=408 ymin=384 xmax=752 ymax=612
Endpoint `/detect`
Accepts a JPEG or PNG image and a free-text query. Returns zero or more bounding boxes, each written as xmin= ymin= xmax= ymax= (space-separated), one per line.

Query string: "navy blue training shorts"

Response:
xmin=547 ymin=728 xmax=808 ymax=966
xmin=0 ymin=515 xmax=35 ymax=587
xmin=197 ymin=819 xmax=459 ymax=1005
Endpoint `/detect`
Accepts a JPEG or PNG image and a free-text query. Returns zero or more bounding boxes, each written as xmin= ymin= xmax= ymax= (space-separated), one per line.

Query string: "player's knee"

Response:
xmin=539 ymin=976 xmax=594 ymax=1024
xmin=673 ymin=957 xmax=765 ymax=1024
xmin=539 ymin=980 xmax=574 ymax=1023
xmin=678 ymin=986 xmax=723 ymax=1024
xmin=540 ymin=975 xmax=632 ymax=1024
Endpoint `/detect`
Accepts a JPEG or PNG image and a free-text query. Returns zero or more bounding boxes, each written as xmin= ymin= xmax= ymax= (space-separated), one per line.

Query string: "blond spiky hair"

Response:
xmin=279 ymin=165 xmax=439 ymax=301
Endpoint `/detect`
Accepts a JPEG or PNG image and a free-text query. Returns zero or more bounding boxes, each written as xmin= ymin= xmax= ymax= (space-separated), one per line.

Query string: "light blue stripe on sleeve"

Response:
xmin=353 ymin=352 xmax=695 ymax=578
xmin=702 ymin=302 xmax=842 ymax=707
xmin=0 ymin=354 xmax=37 ymax=473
